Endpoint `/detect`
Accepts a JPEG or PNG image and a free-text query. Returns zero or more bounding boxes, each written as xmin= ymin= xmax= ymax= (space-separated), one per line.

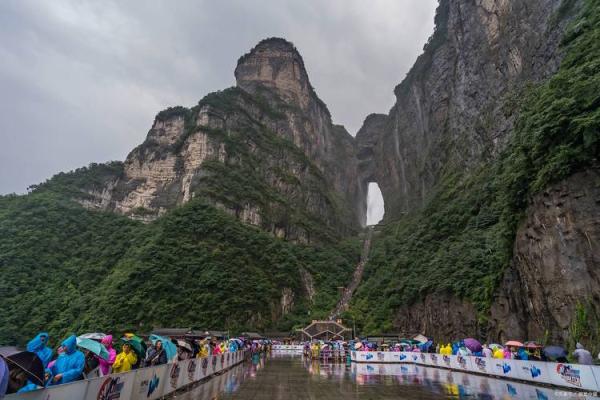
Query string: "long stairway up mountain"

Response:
xmin=329 ymin=227 xmax=373 ymax=320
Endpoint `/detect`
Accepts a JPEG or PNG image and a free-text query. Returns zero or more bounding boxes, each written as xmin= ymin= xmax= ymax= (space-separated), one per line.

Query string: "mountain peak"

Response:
xmin=235 ymin=37 xmax=313 ymax=109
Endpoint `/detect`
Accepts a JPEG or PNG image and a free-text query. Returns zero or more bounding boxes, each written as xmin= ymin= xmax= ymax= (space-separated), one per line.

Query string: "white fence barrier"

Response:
xmin=6 ymin=350 xmax=247 ymax=400
xmin=350 ymin=351 xmax=600 ymax=392
xmin=272 ymin=345 xmax=303 ymax=352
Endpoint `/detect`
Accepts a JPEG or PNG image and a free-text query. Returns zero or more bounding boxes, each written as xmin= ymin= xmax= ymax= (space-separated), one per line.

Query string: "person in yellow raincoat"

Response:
xmin=113 ymin=343 xmax=138 ymax=373
xmin=493 ymin=348 xmax=504 ymax=359
xmin=440 ymin=344 xmax=452 ymax=355
xmin=197 ymin=340 xmax=209 ymax=358
xmin=311 ymin=342 xmax=320 ymax=359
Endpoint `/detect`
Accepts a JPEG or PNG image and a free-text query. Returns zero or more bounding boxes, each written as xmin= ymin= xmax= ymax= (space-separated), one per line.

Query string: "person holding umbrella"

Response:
xmin=112 ymin=343 xmax=137 ymax=373
xmin=26 ymin=333 xmax=52 ymax=368
xmin=49 ymin=335 xmax=84 ymax=385
xmin=144 ymin=340 xmax=167 ymax=366
xmin=98 ymin=335 xmax=116 ymax=376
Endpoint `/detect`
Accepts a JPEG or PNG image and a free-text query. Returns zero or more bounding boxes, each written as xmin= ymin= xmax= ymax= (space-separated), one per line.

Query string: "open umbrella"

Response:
xmin=464 ymin=338 xmax=482 ymax=353
xmin=400 ymin=338 xmax=420 ymax=345
xmin=524 ymin=341 xmax=543 ymax=349
xmin=489 ymin=343 xmax=503 ymax=350
xmin=1 ymin=357 xmax=9 ymax=396
xmin=76 ymin=337 xmax=109 ymax=360
xmin=543 ymin=345 xmax=567 ymax=360
xmin=120 ymin=338 xmax=143 ymax=357
xmin=149 ymin=334 xmax=177 ymax=361
xmin=504 ymin=340 xmax=524 ymax=347
xmin=413 ymin=334 xmax=428 ymax=344
xmin=78 ymin=332 xmax=106 ymax=341
xmin=3 ymin=351 xmax=44 ymax=387
xmin=176 ymin=340 xmax=193 ymax=353
xmin=122 ymin=334 xmax=147 ymax=356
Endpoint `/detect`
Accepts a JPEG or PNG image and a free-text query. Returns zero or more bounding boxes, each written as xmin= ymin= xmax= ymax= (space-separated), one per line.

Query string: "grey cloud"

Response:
xmin=0 ymin=0 xmax=437 ymax=220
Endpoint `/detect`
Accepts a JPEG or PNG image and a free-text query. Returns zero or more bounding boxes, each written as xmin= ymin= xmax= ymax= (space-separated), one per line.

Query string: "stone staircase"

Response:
xmin=329 ymin=226 xmax=373 ymax=320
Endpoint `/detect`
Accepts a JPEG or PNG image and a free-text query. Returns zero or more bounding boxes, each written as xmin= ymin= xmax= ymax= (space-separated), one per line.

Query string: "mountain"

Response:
xmin=1 ymin=0 xmax=598 ymax=349
xmin=351 ymin=0 xmax=599 ymax=348
xmin=44 ymin=38 xmax=365 ymax=244
xmin=0 ymin=38 xmax=367 ymax=345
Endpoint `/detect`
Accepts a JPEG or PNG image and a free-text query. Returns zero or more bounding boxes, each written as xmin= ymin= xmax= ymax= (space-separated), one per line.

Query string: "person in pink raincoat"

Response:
xmin=97 ymin=335 xmax=116 ymax=376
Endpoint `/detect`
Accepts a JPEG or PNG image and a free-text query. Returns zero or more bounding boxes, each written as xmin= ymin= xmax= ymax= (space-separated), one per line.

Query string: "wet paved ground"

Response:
xmin=178 ymin=353 xmax=597 ymax=400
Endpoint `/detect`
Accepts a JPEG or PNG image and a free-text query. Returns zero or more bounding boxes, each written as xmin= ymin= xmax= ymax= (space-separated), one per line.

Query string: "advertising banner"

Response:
xmin=162 ymin=361 xmax=184 ymax=397
xmin=450 ymin=354 xmax=472 ymax=371
xmin=85 ymin=370 xmax=136 ymax=400
xmin=6 ymin=380 xmax=89 ymax=400
xmin=486 ymin=358 xmax=521 ymax=381
xmin=512 ymin=359 xmax=552 ymax=385
xmin=178 ymin=359 xmax=197 ymax=389
xmin=467 ymin=356 xmax=492 ymax=375
xmin=130 ymin=364 xmax=169 ymax=400
xmin=547 ymin=362 xmax=599 ymax=391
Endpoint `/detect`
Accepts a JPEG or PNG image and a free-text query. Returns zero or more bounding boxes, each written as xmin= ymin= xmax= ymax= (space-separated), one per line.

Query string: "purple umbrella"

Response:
xmin=464 ymin=338 xmax=482 ymax=353
xmin=0 ymin=357 xmax=8 ymax=397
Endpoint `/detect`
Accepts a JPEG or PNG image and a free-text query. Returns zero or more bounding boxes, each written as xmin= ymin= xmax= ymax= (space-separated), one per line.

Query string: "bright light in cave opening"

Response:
xmin=367 ymin=182 xmax=384 ymax=226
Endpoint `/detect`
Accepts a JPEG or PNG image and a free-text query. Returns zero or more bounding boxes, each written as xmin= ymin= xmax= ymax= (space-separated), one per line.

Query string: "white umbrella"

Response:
xmin=176 ymin=339 xmax=193 ymax=352
xmin=79 ymin=332 xmax=107 ymax=341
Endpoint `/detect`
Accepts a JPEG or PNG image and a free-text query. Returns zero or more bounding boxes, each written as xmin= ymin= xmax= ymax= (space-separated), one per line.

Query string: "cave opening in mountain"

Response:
xmin=366 ymin=182 xmax=384 ymax=226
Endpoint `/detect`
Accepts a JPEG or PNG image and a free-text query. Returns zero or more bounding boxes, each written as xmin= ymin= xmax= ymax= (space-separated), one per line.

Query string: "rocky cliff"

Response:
xmin=350 ymin=0 xmax=600 ymax=346
xmin=490 ymin=168 xmax=600 ymax=344
xmin=72 ymin=38 xmax=365 ymax=242
xmin=356 ymin=0 xmax=578 ymax=220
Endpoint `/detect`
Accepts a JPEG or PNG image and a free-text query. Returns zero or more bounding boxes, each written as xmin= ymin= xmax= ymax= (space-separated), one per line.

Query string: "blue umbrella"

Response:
xmin=76 ymin=337 xmax=109 ymax=360
xmin=149 ymin=334 xmax=177 ymax=361
xmin=543 ymin=346 xmax=567 ymax=360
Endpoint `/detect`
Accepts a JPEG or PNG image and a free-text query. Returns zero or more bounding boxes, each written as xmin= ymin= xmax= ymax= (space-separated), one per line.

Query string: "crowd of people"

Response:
xmin=352 ymin=337 xmax=598 ymax=365
xmin=2 ymin=330 xmax=260 ymax=395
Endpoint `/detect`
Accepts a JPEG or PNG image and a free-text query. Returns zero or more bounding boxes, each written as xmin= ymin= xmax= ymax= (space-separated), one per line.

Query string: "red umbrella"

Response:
xmin=505 ymin=340 xmax=524 ymax=347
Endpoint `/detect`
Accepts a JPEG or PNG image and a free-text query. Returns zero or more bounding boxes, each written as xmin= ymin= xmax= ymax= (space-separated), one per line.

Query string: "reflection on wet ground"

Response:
xmin=179 ymin=353 xmax=599 ymax=400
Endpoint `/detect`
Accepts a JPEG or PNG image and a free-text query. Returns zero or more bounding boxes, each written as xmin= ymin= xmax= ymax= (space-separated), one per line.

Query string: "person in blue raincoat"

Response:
xmin=49 ymin=335 xmax=84 ymax=385
xmin=26 ymin=332 xmax=53 ymax=368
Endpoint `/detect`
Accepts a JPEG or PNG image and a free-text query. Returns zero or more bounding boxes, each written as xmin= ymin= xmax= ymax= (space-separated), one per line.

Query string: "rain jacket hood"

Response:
xmin=26 ymin=332 xmax=53 ymax=368
xmin=101 ymin=335 xmax=113 ymax=349
xmin=26 ymin=332 xmax=49 ymax=352
xmin=62 ymin=335 xmax=77 ymax=354
xmin=50 ymin=335 xmax=84 ymax=385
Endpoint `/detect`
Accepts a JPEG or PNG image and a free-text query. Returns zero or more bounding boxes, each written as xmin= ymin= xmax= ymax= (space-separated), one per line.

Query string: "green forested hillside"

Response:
xmin=0 ymin=188 xmax=360 ymax=347
xmin=350 ymin=0 xmax=599 ymax=333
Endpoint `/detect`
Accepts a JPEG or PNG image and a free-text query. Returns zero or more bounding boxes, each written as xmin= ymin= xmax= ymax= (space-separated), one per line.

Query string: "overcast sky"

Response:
xmin=0 ymin=0 xmax=437 ymax=221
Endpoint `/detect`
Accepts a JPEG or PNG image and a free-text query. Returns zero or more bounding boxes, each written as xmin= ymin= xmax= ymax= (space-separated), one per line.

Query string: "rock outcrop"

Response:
xmin=489 ymin=167 xmax=600 ymax=343
xmin=393 ymin=292 xmax=480 ymax=340
xmin=78 ymin=38 xmax=366 ymax=242
xmin=356 ymin=0 xmax=578 ymax=220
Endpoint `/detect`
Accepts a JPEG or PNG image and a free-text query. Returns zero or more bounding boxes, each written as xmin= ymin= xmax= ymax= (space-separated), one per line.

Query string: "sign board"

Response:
xmin=86 ymin=370 xmax=136 ymax=400
xmin=130 ymin=364 xmax=168 ymax=400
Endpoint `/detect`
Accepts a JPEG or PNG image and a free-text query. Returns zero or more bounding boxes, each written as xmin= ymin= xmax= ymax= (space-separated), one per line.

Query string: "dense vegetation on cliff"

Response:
xmin=0 ymin=185 xmax=360 ymax=346
xmin=350 ymin=0 xmax=599 ymax=335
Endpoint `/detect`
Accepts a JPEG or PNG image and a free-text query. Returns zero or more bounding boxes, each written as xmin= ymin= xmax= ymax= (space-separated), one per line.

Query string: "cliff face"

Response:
xmin=350 ymin=0 xmax=599 ymax=343
xmin=357 ymin=0 xmax=574 ymax=220
xmin=79 ymin=38 xmax=365 ymax=242
xmin=489 ymin=168 xmax=600 ymax=343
